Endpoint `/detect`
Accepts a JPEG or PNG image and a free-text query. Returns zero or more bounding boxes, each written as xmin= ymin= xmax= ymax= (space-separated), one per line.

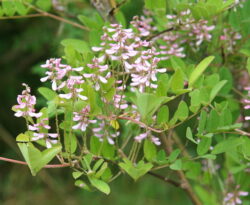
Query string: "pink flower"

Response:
xmin=72 ymin=106 xmax=96 ymax=132
xmin=92 ymin=120 xmax=119 ymax=145
xmin=59 ymin=76 xmax=87 ymax=100
xmin=40 ymin=58 xmax=68 ymax=91
xmin=32 ymin=133 xmax=58 ymax=148
xmin=13 ymin=83 xmax=42 ymax=118
xmin=223 ymin=186 xmax=248 ymax=205
xmin=134 ymin=131 xmax=161 ymax=145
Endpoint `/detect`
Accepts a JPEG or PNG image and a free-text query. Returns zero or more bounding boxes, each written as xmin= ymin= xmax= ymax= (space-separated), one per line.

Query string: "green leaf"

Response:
xmin=219 ymin=68 xmax=233 ymax=95
xmin=130 ymin=91 xmax=166 ymax=122
xmin=16 ymin=133 xmax=30 ymax=142
xmin=170 ymin=159 xmax=182 ymax=170
xmin=156 ymin=105 xmax=169 ymax=124
xmin=170 ymin=56 xmax=186 ymax=71
xmin=156 ymin=74 xmax=169 ymax=96
xmin=102 ymin=140 xmax=115 ymax=160
xmin=78 ymin=15 xmax=102 ymax=30
xmin=197 ymin=137 xmax=212 ymax=156
xmin=88 ymin=177 xmax=110 ymax=195
xmin=156 ymin=150 xmax=167 ymax=164
xmin=119 ymin=159 xmax=153 ymax=181
xmin=36 ymin=0 xmax=51 ymax=11
xmin=95 ymin=162 xmax=108 ymax=178
xmin=93 ymin=159 xmax=104 ymax=172
xmin=215 ymin=123 xmax=242 ymax=132
xmin=189 ymin=56 xmax=215 ymax=87
xmin=171 ymin=69 xmax=184 ymax=93
xmin=189 ymin=89 xmax=201 ymax=113
xmin=199 ymin=154 xmax=216 ymax=160
xmin=186 ymin=127 xmax=197 ymax=144
xmin=90 ymin=137 xmax=102 ymax=155
xmin=145 ymin=0 xmax=166 ymax=14
xmin=242 ymin=137 xmax=250 ymax=159
xmin=75 ymin=180 xmax=91 ymax=191
xmin=38 ymin=87 xmax=57 ymax=101
xmin=197 ymin=110 xmax=207 ymax=135
xmin=2 ymin=0 xmax=16 ymax=16
xmin=115 ymin=11 xmax=126 ymax=27
xmin=174 ymin=101 xmax=189 ymax=121
xmin=144 ymin=139 xmax=157 ymax=162
xmin=212 ymin=138 xmax=243 ymax=155
xmin=209 ymin=80 xmax=227 ymax=102
xmin=15 ymin=1 xmax=28 ymax=15
xmin=169 ymin=149 xmax=180 ymax=162
xmin=72 ymin=171 xmax=83 ymax=179
xmin=61 ymin=39 xmax=90 ymax=54
xmin=64 ymin=132 xmax=77 ymax=154
xmin=18 ymin=143 xmax=61 ymax=176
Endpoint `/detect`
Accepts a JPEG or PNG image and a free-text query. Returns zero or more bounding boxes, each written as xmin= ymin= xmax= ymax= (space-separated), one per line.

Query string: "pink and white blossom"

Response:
xmin=13 ymin=83 xmax=42 ymax=118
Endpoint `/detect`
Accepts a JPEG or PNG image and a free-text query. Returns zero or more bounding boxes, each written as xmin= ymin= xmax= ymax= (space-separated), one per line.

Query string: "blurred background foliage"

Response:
xmin=0 ymin=0 xmax=192 ymax=204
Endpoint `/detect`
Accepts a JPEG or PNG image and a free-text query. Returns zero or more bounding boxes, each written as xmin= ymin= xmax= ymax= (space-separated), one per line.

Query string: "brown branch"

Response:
xmin=0 ymin=156 xmax=70 ymax=168
xmin=0 ymin=14 xmax=44 ymax=19
xmin=118 ymin=116 xmax=164 ymax=133
xmin=1 ymin=1 xmax=90 ymax=31
xmin=148 ymin=171 xmax=180 ymax=187
xmin=97 ymin=114 xmax=165 ymax=133
xmin=161 ymin=131 xmax=202 ymax=205
xmin=146 ymin=27 xmax=175 ymax=41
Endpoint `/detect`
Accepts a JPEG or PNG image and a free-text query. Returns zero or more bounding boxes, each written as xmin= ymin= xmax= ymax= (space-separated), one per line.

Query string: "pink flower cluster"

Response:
xmin=13 ymin=83 xmax=42 ymax=118
xmin=72 ymin=106 xmax=96 ymax=131
xmin=220 ymin=28 xmax=242 ymax=52
xmin=41 ymin=58 xmax=89 ymax=101
xmin=83 ymin=57 xmax=110 ymax=91
xmin=135 ymin=131 xmax=161 ymax=145
xmin=92 ymin=24 xmax=167 ymax=92
xmin=223 ymin=186 xmax=248 ymax=205
xmin=29 ymin=118 xmax=58 ymax=148
xmin=243 ymin=86 xmax=250 ymax=120
xmin=132 ymin=9 xmax=215 ymax=59
xmin=13 ymin=84 xmax=59 ymax=148
xmin=92 ymin=119 xmax=120 ymax=145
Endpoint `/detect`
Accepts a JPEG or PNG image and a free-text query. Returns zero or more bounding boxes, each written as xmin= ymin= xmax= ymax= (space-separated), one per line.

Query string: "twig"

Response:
xmin=0 ymin=14 xmax=44 ymax=19
xmin=148 ymin=171 xmax=180 ymax=187
xmin=161 ymin=131 xmax=202 ymax=205
xmin=235 ymin=129 xmax=250 ymax=137
xmin=0 ymin=0 xmax=89 ymax=31
xmin=146 ymin=27 xmax=175 ymax=41
xmin=97 ymin=114 xmax=165 ymax=133
xmin=118 ymin=116 xmax=164 ymax=133
xmin=0 ymin=156 xmax=70 ymax=168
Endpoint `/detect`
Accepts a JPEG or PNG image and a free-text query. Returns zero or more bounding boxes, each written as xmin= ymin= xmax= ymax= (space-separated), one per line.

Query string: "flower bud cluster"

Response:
xmin=13 ymin=83 xmax=42 ymax=118
xmin=220 ymin=28 xmax=242 ymax=52
xmin=131 ymin=9 xmax=215 ymax=59
xmin=223 ymin=186 xmax=248 ymax=205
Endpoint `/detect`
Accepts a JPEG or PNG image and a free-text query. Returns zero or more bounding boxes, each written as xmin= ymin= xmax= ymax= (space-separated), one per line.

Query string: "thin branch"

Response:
xmin=0 ymin=156 xmax=70 ymax=168
xmin=0 ymin=0 xmax=89 ymax=31
xmin=161 ymin=131 xmax=202 ymax=205
xmin=118 ymin=116 xmax=164 ymax=133
xmin=148 ymin=171 xmax=180 ymax=187
xmin=235 ymin=129 xmax=250 ymax=137
xmin=0 ymin=14 xmax=44 ymax=20
xmin=97 ymin=114 xmax=165 ymax=133
xmin=146 ymin=27 xmax=175 ymax=41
